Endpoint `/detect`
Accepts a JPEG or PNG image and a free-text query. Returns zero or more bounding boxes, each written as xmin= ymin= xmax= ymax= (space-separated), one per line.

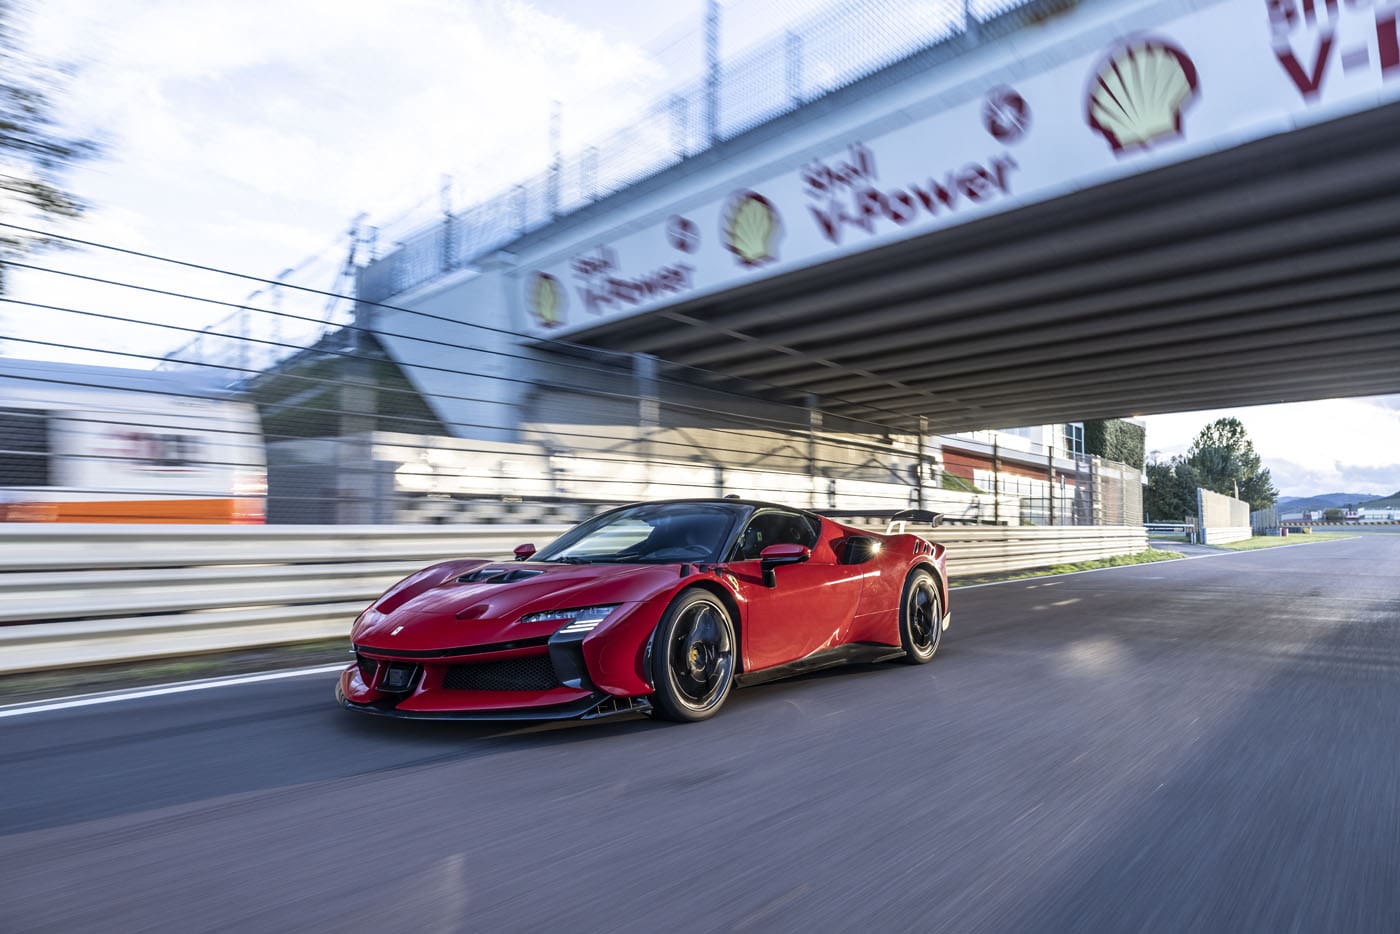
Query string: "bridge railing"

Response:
xmin=0 ymin=521 xmax=1145 ymax=675
xmin=360 ymin=0 xmax=1051 ymax=303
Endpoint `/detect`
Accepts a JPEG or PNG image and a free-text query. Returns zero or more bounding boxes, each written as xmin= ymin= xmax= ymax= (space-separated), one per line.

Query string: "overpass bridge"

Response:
xmin=358 ymin=0 xmax=1400 ymax=437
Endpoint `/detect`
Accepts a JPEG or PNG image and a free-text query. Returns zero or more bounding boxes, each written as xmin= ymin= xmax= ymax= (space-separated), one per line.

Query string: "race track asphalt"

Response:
xmin=3 ymin=535 xmax=1398 ymax=932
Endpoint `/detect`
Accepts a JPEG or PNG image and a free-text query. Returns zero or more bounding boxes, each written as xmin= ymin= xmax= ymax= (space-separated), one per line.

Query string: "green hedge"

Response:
xmin=1084 ymin=419 xmax=1145 ymax=468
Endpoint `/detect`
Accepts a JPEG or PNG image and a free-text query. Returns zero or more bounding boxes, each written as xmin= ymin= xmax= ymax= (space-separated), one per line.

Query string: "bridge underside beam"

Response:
xmin=568 ymin=100 xmax=1400 ymax=433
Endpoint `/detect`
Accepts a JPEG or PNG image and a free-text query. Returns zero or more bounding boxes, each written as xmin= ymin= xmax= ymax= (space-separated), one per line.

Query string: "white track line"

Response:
xmin=0 ymin=662 xmax=348 ymax=719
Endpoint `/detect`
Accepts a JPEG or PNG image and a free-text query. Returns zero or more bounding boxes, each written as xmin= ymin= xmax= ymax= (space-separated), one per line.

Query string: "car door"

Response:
xmin=727 ymin=510 xmax=864 ymax=671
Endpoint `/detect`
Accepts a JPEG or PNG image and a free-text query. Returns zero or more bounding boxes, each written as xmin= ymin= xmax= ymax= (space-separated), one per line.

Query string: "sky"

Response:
xmin=1140 ymin=398 xmax=1400 ymax=499
xmin=4 ymin=0 xmax=1399 ymax=498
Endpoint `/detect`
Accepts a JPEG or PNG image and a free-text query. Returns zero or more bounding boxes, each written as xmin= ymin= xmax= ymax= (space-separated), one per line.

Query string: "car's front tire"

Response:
xmin=898 ymin=567 xmax=943 ymax=664
xmin=648 ymin=588 xmax=737 ymax=722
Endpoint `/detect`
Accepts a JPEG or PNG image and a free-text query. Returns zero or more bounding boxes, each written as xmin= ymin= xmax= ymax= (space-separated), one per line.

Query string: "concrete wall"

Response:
xmin=1198 ymin=488 xmax=1251 ymax=544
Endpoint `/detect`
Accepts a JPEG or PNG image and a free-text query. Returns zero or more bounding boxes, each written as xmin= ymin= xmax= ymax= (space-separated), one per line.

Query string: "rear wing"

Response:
xmin=885 ymin=510 xmax=944 ymax=535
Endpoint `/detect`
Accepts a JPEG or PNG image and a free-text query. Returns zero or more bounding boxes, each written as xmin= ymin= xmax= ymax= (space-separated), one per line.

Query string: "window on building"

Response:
xmin=1063 ymin=423 xmax=1085 ymax=458
xmin=0 ymin=408 xmax=52 ymax=487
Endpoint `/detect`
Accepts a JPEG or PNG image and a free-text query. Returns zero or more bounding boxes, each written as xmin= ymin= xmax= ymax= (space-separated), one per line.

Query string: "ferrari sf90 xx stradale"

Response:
xmin=337 ymin=499 xmax=949 ymax=723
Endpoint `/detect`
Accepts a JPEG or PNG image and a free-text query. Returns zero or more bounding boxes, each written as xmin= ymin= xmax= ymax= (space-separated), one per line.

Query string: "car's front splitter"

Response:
xmin=335 ymin=682 xmax=651 ymax=721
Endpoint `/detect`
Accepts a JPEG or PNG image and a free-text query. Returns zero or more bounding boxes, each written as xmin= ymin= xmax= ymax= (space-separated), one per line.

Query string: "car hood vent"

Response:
xmin=457 ymin=566 xmax=546 ymax=584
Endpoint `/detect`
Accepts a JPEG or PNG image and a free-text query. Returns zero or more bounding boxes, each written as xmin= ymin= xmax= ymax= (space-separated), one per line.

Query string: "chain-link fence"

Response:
xmin=1 ymin=280 xmax=1144 ymax=528
xmin=359 ymin=0 xmax=1052 ymax=305
xmin=940 ymin=434 xmax=1142 ymax=529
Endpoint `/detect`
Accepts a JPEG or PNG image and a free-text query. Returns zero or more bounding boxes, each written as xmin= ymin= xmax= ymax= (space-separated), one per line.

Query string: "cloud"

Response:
xmin=20 ymin=0 xmax=667 ymax=240
xmin=6 ymin=0 xmax=675 ymax=362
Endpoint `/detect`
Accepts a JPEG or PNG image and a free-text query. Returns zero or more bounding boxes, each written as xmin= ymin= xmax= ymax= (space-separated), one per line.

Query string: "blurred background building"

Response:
xmin=4 ymin=0 xmax=1179 ymax=526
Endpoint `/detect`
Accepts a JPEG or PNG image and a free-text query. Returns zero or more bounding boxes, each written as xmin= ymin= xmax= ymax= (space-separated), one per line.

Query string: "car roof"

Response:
xmin=619 ymin=497 xmax=817 ymax=512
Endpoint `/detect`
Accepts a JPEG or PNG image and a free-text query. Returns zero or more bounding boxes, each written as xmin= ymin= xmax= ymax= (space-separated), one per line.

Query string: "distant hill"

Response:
xmin=1359 ymin=491 xmax=1400 ymax=509
xmin=1277 ymin=492 xmax=1381 ymax=513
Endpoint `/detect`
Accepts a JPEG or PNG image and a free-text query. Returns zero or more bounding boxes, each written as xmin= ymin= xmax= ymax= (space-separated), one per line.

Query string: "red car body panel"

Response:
xmin=338 ymin=500 xmax=948 ymax=721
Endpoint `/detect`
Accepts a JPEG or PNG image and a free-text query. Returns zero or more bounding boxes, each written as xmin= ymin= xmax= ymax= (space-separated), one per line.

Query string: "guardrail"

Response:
xmin=0 ymin=525 xmax=561 ymax=676
xmin=0 ymin=522 xmax=1147 ymax=675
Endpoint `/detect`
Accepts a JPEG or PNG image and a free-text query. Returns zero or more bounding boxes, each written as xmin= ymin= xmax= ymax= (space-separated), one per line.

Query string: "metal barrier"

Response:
xmin=0 ymin=522 xmax=1147 ymax=675
xmin=927 ymin=525 xmax=1149 ymax=579
xmin=0 ymin=525 xmax=561 ymax=675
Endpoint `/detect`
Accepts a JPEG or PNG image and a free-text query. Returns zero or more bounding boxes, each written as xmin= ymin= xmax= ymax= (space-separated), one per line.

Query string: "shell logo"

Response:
xmin=721 ymin=190 xmax=781 ymax=267
xmin=527 ymin=272 xmax=565 ymax=328
xmin=1087 ymin=38 xmax=1199 ymax=155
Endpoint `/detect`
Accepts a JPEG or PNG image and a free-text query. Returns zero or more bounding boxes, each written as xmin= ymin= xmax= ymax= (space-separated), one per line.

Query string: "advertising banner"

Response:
xmin=522 ymin=0 xmax=1400 ymax=337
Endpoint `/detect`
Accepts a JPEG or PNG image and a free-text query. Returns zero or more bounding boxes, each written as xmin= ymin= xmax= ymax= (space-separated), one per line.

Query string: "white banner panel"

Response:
xmin=521 ymin=0 xmax=1400 ymax=337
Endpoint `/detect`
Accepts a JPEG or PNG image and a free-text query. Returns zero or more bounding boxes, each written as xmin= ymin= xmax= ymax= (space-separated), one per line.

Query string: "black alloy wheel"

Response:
xmin=899 ymin=568 xmax=943 ymax=664
xmin=649 ymin=589 xmax=737 ymax=722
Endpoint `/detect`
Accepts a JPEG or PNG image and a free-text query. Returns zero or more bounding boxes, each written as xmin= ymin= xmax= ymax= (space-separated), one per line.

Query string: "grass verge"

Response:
xmin=954 ymin=548 xmax=1185 ymax=586
xmin=1216 ymin=532 xmax=1355 ymax=551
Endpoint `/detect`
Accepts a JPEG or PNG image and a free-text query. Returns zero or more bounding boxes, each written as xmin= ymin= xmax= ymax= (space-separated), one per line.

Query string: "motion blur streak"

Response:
xmin=3 ymin=536 xmax=1399 ymax=930
xmin=0 ymin=664 xmax=347 ymax=719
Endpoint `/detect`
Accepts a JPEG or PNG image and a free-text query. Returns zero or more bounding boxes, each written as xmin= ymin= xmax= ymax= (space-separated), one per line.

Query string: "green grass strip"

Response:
xmin=955 ymin=548 xmax=1185 ymax=586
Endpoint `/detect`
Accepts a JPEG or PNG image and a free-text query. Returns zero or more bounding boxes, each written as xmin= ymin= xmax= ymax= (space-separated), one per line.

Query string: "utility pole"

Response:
xmin=440 ymin=174 xmax=455 ymax=272
xmin=634 ymin=354 xmax=659 ymax=494
xmin=548 ymin=100 xmax=562 ymax=218
xmin=785 ymin=31 xmax=803 ymax=105
xmin=916 ymin=416 xmax=927 ymax=512
xmin=807 ymin=395 xmax=822 ymax=510
xmin=992 ymin=438 xmax=1001 ymax=525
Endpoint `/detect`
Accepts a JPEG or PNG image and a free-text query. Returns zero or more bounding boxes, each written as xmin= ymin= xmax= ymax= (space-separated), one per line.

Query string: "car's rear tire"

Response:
xmin=648 ymin=589 xmax=737 ymax=722
xmin=899 ymin=568 xmax=943 ymax=664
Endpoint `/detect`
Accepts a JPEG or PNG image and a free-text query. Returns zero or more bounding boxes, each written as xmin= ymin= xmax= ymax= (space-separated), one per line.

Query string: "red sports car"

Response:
xmin=337 ymin=499 xmax=949 ymax=723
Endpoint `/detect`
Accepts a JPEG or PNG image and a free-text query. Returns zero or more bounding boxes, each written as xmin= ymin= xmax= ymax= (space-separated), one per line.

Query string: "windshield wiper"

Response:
xmin=545 ymin=556 xmax=595 ymax=564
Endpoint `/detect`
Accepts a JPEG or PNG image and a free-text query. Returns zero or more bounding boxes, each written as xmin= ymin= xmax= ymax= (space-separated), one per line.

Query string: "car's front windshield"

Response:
xmin=533 ymin=503 xmax=743 ymax=565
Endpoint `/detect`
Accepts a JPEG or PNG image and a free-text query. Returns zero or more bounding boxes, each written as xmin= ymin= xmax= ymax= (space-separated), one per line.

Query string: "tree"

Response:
xmin=0 ymin=0 xmax=93 ymax=295
xmin=1185 ymin=417 xmax=1278 ymax=511
xmin=1144 ymin=454 xmax=1199 ymax=520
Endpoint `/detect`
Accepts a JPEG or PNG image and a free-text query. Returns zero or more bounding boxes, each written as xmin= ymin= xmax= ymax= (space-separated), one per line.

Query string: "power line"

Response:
xmin=0 ymin=329 xmax=915 ymax=476
xmin=0 ymin=293 xmax=907 ymax=465
xmin=0 ymin=221 xmax=935 ymax=429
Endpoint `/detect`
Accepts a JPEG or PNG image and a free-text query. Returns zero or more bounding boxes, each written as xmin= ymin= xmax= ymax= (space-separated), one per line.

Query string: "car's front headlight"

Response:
xmin=520 ymin=604 xmax=620 ymax=635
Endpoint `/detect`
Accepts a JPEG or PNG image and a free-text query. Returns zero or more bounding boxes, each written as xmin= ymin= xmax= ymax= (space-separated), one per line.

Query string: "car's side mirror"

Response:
xmin=513 ymin=543 xmax=537 ymax=562
xmin=759 ymin=543 xmax=810 ymax=587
